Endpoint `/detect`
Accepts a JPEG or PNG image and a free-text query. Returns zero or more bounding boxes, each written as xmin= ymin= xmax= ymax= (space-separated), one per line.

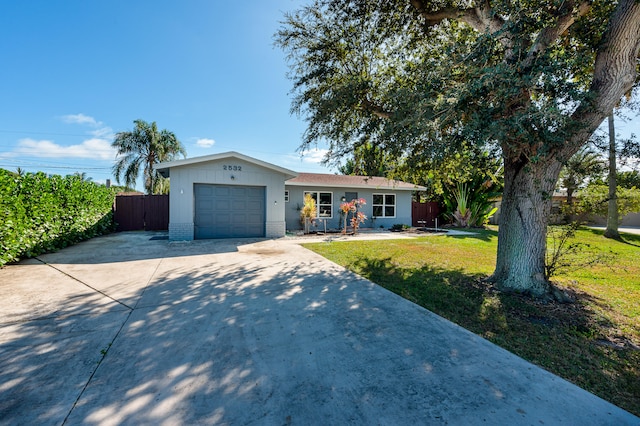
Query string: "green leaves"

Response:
xmin=574 ymin=184 xmax=640 ymax=218
xmin=0 ymin=170 xmax=116 ymax=267
xmin=276 ymin=0 xmax=630 ymax=163
xmin=112 ymin=119 xmax=186 ymax=195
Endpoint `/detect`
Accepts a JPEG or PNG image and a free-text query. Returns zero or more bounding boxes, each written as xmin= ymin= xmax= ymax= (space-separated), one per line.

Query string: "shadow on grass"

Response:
xmin=445 ymin=227 xmax=498 ymax=242
xmin=348 ymin=255 xmax=640 ymax=417
xmin=583 ymin=227 xmax=640 ymax=247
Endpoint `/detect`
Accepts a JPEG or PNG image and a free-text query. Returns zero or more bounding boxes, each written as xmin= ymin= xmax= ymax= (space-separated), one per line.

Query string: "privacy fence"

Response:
xmin=411 ymin=201 xmax=441 ymax=228
xmin=113 ymin=194 xmax=169 ymax=231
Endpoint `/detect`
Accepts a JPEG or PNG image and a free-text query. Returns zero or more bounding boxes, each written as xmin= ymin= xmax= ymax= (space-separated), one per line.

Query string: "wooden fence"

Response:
xmin=411 ymin=201 xmax=441 ymax=227
xmin=113 ymin=194 xmax=169 ymax=231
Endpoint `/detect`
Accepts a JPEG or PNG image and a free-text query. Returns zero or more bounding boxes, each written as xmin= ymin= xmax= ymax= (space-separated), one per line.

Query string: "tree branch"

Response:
xmin=567 ymin=0 xmax=640 ymax=155
xmin=360 ymin=98 xmax=392 ymax=119
xmin=410 ymin=0 xmax=505 ymax=34
xmin=520 ymin=1 xmax=592 ymax=67
xmin=410 ymin=0 xmax=510 ymax=51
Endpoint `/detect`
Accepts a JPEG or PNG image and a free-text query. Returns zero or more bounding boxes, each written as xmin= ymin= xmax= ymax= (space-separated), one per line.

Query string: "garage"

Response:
xmin=194 ymin=184 xmax=265 ymax=239
xmin=156 ymin=152 xmax=296 ymax=241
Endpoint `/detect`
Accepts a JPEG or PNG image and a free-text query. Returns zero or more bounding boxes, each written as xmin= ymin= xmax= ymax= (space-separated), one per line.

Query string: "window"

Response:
xmin=284 ymin=190 xmax=289 ymax=202
xmin=304 ymin=191 xmax=333 ymax=218
xmin=372 ymin=193 xmax=396 ymax=218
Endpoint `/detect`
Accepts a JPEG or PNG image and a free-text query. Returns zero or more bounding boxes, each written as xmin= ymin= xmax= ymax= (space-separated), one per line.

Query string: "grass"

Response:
xmin=303 ymin=226 xmax=640 ymax=416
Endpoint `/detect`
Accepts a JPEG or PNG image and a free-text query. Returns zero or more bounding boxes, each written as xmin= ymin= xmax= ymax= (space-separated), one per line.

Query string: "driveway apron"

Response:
xmin=0 ymin=232 xmax=637 ymax=425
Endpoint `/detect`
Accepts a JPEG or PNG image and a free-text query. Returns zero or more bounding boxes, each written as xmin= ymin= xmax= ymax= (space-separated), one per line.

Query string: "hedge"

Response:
xmin=0 ymin=170 xmax=116 ymax=267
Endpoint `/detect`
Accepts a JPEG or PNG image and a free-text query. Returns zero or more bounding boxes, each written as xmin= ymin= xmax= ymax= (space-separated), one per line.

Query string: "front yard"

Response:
xmin=304 ymin=227 xmax=640 ymax=416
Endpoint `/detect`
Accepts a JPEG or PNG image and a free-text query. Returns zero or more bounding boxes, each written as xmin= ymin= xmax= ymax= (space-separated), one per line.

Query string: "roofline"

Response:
xmin=155 ymin=151 xmax=298 ymax=179
xmin=285 ymin=180 xmax=427 ymax=191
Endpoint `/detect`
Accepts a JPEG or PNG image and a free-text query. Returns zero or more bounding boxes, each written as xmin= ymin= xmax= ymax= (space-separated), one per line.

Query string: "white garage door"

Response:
xmin=194 ymin=184 xmax=265 ymax=239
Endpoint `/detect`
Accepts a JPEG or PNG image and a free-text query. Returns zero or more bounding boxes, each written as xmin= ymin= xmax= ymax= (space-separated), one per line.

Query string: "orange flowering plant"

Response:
xmin=340 ymin=198 xmax=367 ymax=235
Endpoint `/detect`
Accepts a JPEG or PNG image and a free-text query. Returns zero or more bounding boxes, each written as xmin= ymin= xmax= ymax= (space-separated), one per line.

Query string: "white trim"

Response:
xmin=156 ymin=151 xmax=298 ymax=179
xmin=372 ymin=193 xmax=397 ymax=218
xmin=285 ymin=181 xmax=422 ymax=191
xmin=304 ymin=190 xmax=333 ymax=219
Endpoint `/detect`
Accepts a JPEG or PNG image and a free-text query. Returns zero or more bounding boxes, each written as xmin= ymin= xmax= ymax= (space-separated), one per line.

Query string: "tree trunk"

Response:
xmin=489 ymin=155 xmax=563 ymax=296
xmin=564 ymin=186 xmax=575 ymax=223
xmin=604 ymin=113 xmax=620 ymax=239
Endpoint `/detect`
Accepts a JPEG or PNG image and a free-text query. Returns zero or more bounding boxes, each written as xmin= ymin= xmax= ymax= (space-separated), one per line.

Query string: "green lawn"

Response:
xmin=304 ymin=227 xmax=640 ymax=416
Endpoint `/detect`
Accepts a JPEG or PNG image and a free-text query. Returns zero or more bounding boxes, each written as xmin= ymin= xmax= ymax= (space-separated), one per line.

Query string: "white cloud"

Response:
xmin=300 ymin=148 xmax=329 ymax=164
xmin=60 ymin=113 xmax=101 ymax=126
xmin=60 ymin=113 xmax=114 ymax=140
xmin=90 ymin=126 xmax=115 ymax=139
xmin=14 ymin=138 xmax=116 ymax=160
xmin=196 ymin=138 xmax=215 ymax=148
xmin=280 ymin=148 xmax=332 ymax=173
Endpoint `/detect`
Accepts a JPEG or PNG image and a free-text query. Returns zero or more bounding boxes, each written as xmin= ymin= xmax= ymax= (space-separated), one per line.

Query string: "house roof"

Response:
xmin=155 ymin=152 xmax=425 ymax=191
xmin=155 ymin=151 xmax=298 ymax=179
xmin=286 ymin=173 xmax=426 ymax=191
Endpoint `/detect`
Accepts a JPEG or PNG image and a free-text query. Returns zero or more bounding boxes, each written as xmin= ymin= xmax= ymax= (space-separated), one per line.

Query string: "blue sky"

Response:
xmin=0 ymin=0 xmax=330 ymax=190
xmin=0 ymin=1 xmax=637 ymax=191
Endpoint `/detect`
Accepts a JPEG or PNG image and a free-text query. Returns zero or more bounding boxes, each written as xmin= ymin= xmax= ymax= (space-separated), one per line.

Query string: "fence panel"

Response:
xmin=412 ymin=201 xmax=441 ymax=227
xmin=144 ymin=195 xmax=169 ymax=231
xmin=114 ymin=194 xmax=169 ymax=231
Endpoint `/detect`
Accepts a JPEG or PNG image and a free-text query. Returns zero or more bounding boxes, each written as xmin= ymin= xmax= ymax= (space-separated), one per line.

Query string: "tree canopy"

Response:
xmin=112 ymin=119 xmax=186 ymax=195
xmin=278 ymin=0 xmax=640 ymax=297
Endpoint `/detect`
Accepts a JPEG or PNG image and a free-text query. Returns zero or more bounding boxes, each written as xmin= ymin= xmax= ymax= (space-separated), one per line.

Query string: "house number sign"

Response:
xmin=223 ymin=165 xmax=242 ymax=171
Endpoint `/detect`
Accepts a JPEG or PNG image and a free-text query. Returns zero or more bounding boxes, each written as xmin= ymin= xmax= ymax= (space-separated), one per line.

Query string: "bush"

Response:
xmin=0 ymin=170 xmax=116 ymax=266
xmin=390 ymin=224 xmax=410 ymax=231
xmin=573 ymin=184 xmax=640 ymax=219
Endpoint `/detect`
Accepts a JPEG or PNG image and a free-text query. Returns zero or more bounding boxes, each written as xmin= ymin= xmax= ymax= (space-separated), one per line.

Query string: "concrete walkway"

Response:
xmin=588 ymin=226 xmax=640 ymax=236
xmin=0 ymin=232 xmax=637 ymax=425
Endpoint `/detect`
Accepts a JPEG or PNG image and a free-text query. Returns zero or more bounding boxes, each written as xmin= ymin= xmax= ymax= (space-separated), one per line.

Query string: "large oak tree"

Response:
xmin=277 ymin=0 xmax=640 ymax=297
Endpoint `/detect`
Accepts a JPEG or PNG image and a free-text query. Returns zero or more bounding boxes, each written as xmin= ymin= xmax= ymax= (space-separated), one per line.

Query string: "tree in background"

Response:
xmin=574 ymin=184 xmax=640 ymax=223
xmin=604 ymin=114 xmax=621 ymax=239
xmin=112 ymin=119 xmax=186 ymax=195
xmin=588 ymin=92 xmax=640 ymax=238
xmin=412 ymin=146 xmax=503 ymax=204
xmin=558 ymin=146 xmax=606 ymax=207
xmin=277 ymin=0 xmax=640 ymax=297
xmin=337 ymin=143 xmax=391 ymax=177
xmin=72 ymin=171 xmax=93 ymax=182
xmin=616 ymin=171 xmax=640 ymax=189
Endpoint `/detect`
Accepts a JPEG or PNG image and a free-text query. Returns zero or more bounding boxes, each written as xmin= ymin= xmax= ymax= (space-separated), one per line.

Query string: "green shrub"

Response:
xmin=0 ymin=170 xmax=116 ymax=266
xmin=390 ymin=224 xmax=410 ymax=231
xmin=574 ymin=184 xmax=640 ymax=218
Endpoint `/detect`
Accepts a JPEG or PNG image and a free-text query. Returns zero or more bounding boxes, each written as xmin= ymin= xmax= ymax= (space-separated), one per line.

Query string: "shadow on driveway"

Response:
xmin=0 ymin=232 xmax=637 ymax=425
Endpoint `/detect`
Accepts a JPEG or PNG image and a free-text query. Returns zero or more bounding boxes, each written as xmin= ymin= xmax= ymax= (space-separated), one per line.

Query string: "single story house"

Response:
xmin=156 ymin=151 xmax=425 ymax=240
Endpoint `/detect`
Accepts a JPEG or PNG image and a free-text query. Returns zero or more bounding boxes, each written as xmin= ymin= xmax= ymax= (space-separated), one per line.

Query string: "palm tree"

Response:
xmin=559 ymin=147 xmax=606 ymax=206
xmin=603 ymin=113 xmax=620 ymax=239
xmin=112 ymin=119 xmax=186 ymax=194
xmin=72 ymin=171 xmax=93 ymax=182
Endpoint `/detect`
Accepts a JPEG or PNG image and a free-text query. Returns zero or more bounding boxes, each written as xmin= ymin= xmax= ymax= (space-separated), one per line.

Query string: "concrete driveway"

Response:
xmin=0 ymin=232 xmax=637 ymax=425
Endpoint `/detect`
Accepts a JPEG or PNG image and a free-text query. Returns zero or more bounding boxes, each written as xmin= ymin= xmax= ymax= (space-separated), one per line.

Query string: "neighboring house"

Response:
xmin=156 ymin=151 xmax=425 ymax=241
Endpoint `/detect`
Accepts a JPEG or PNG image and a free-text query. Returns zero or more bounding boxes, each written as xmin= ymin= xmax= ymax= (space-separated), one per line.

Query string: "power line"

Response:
xmin=0 ymin=164 xmax=111 ymax=170
xmin=0 ymin=158 xmax=112 ymax=170
xmin=0 ymin=129 xmax=106 ymax=138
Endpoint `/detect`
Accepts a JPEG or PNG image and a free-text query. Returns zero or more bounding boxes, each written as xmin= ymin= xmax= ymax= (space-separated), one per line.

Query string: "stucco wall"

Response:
xmin=587 ymin=212 xmax=640 ymax=227
xmin=284 ymin=186 xmax=413 ymax=232
xmin=168 ymin=158 xmax=288 ymax=240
